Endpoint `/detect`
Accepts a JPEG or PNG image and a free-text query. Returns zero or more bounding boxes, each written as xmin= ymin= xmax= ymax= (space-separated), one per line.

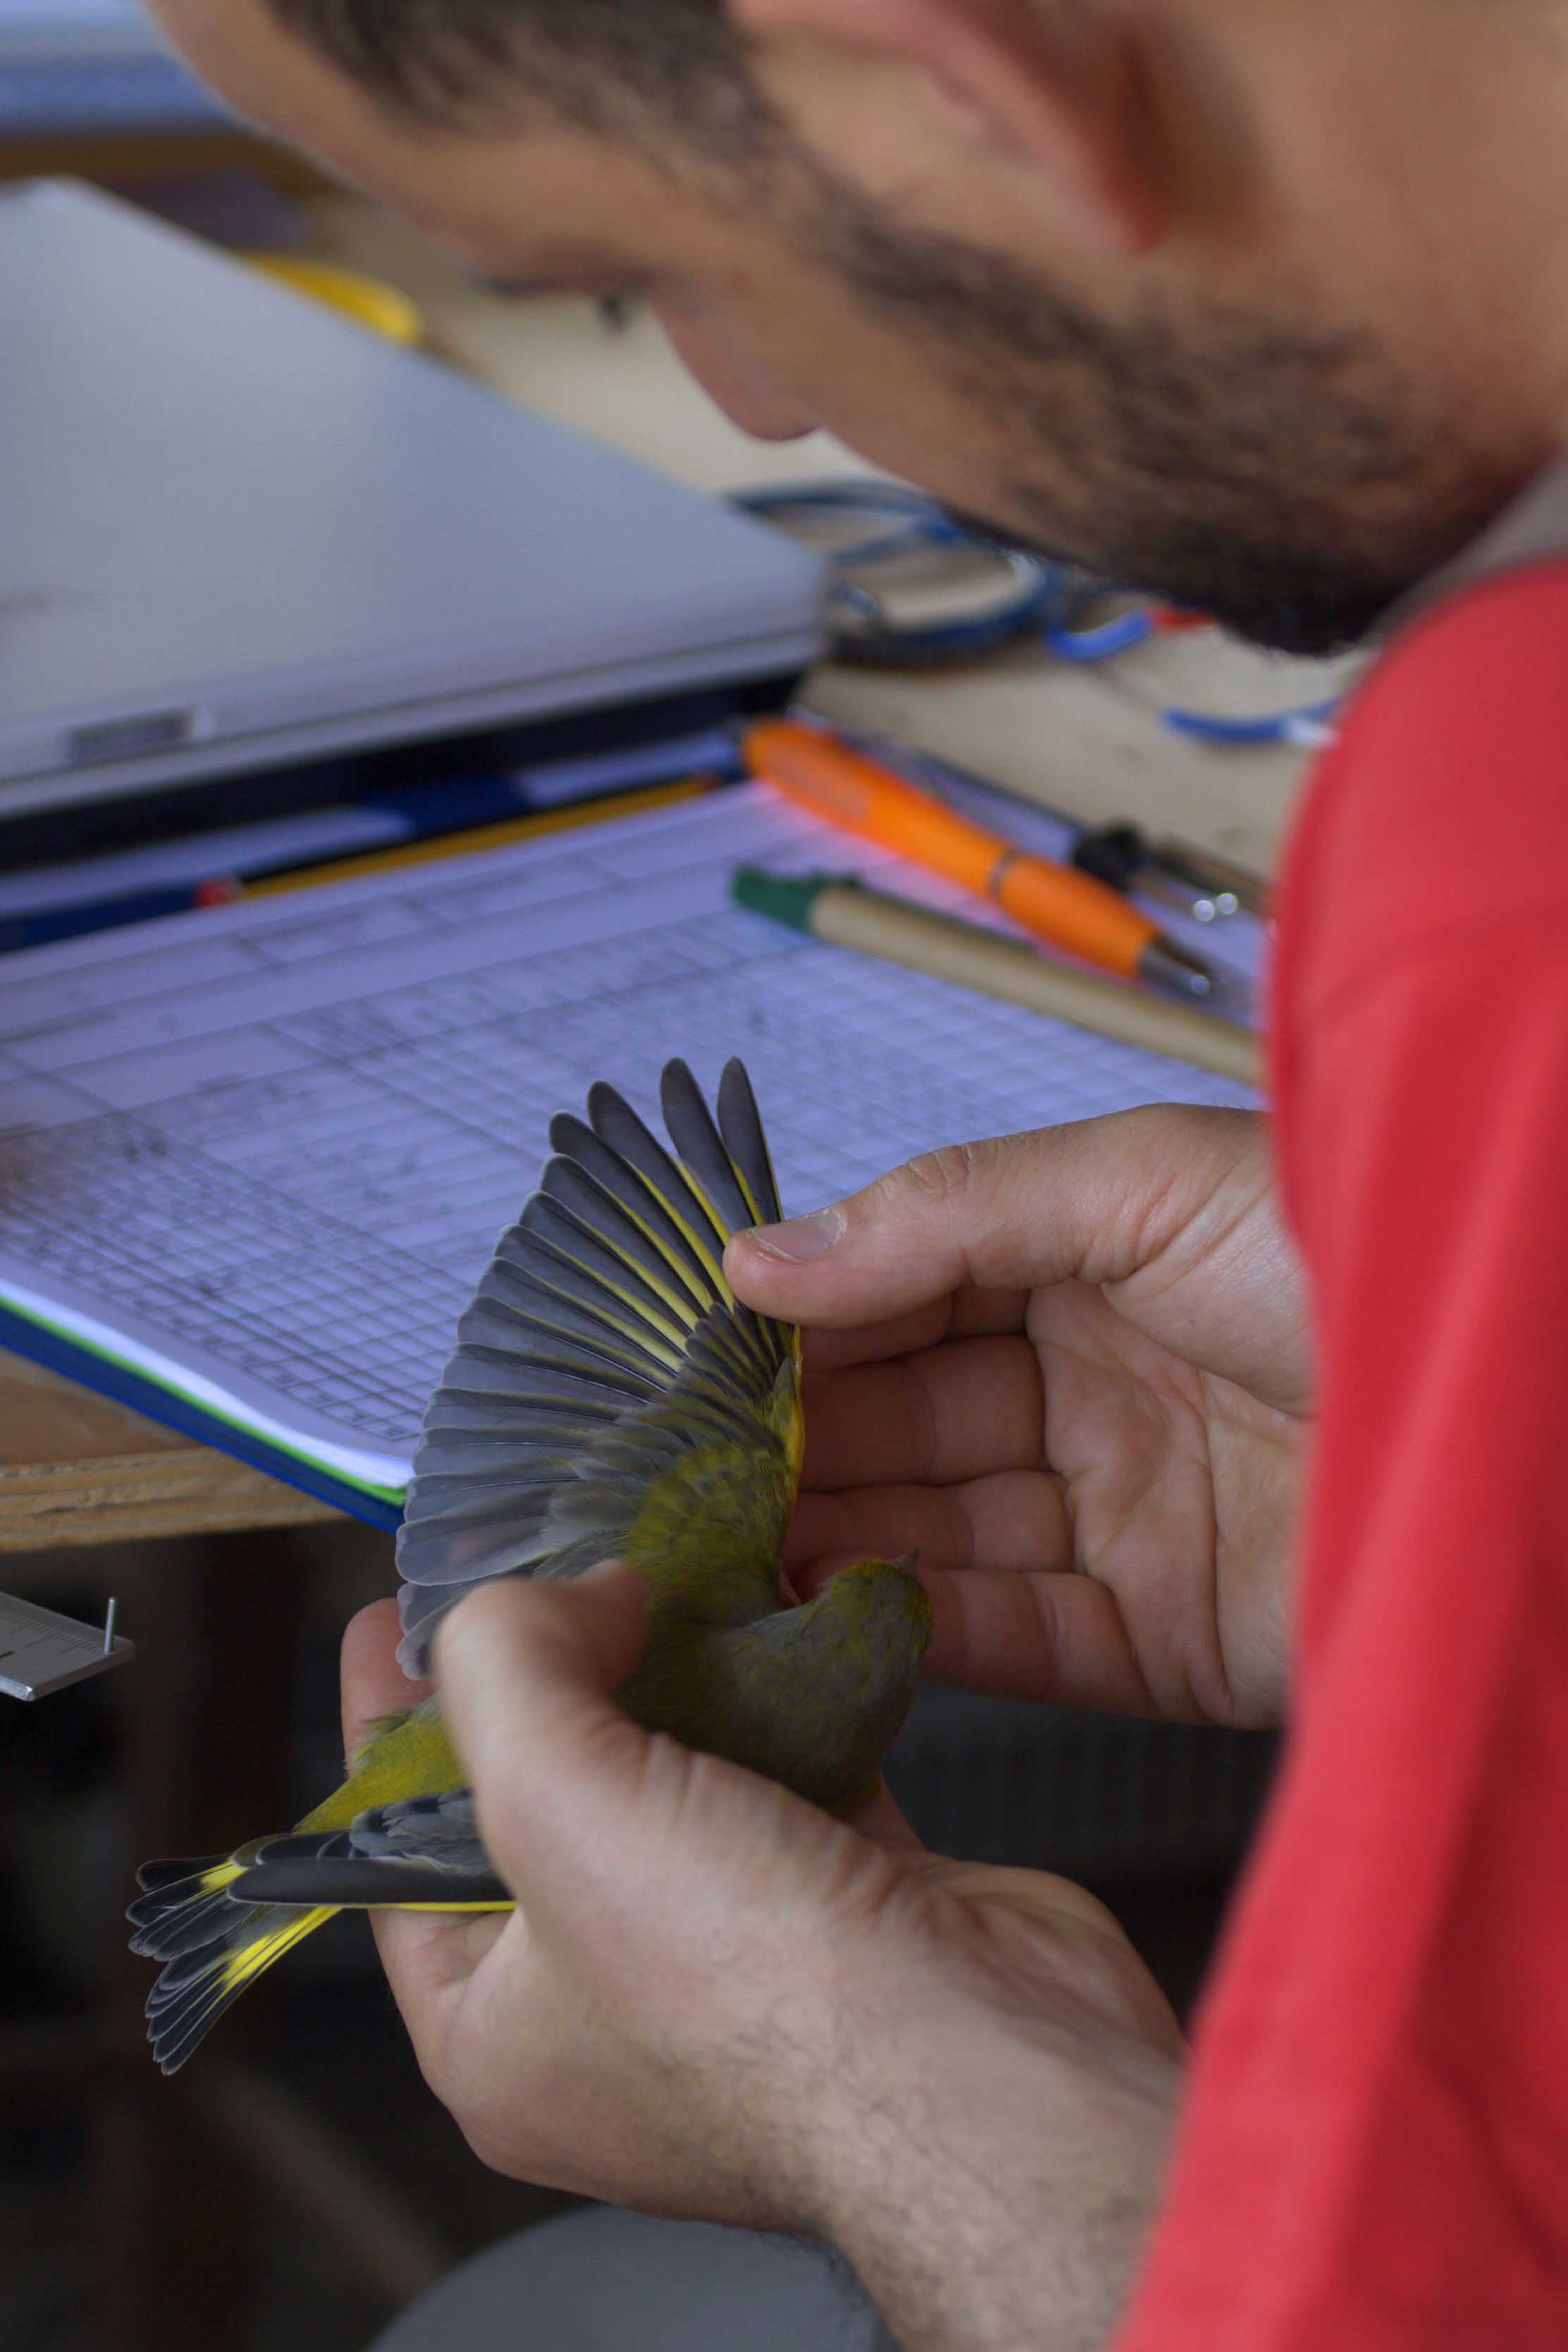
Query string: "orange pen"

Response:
xmin=743 ymin=720 xmax=1213 ymax=998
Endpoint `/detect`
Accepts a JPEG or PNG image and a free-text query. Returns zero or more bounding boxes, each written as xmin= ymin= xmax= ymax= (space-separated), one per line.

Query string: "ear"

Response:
xmin=733 ymin=0 xmax=1168 ymax=257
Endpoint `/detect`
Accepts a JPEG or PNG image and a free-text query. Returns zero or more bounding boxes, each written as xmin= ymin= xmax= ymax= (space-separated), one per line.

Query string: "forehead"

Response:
xmin=151 ymin=0 xmax=374 ymax=150
xmin=146 ymin=0 xmax=697 ymax=273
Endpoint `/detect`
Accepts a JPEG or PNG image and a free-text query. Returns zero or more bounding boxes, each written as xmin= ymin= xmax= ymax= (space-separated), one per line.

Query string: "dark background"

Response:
xmin=0 ymin=1523 xmax=1275 ymax=2351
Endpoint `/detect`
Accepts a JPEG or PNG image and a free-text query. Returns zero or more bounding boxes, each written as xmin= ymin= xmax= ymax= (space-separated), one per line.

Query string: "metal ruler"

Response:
xmin=0 ymin=1591 xmax=133 ymax=1700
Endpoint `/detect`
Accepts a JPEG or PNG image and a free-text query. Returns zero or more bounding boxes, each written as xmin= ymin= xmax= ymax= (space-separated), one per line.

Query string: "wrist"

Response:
xmin=797 ymin=1948 xmax=1182 ymax=2351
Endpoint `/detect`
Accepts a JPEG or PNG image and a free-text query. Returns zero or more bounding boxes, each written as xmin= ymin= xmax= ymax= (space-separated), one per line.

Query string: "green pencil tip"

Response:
xmin=731 ymin=867 xmax=845 ymax=934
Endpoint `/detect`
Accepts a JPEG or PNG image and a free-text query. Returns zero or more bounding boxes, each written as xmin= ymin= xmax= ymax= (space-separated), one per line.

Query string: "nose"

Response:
xmin=655 ymin=302 xmax=819 ymax=443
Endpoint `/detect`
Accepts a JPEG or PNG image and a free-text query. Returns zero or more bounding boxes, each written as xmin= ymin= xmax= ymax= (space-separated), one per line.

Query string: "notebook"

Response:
xmin=0 ymin=785 xmax=1263 ymax=1524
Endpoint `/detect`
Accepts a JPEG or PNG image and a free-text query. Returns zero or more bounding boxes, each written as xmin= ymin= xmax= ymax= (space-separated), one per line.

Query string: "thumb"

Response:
xmin=726 ymin=1122 xmax=1140 ymax=1328
xmin=431 ymin=1563 xmax=649 ymax=1879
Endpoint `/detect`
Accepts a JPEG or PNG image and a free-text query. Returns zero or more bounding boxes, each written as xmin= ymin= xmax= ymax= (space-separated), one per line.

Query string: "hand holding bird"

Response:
xmin=325 ymin=1563 xmax=1179 ymax=2236
xmin=129 ymin=1060 xmax=932 ymax=2071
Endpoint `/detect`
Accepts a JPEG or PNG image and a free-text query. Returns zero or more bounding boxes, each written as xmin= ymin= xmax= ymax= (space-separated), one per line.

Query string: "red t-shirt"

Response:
xmin=1115 ymin=566 xmax=1568 ymax=2348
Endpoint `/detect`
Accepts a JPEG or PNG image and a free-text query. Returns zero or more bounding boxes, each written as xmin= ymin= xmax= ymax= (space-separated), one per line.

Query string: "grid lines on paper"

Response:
xmin=0 ymin=790 xmax=1259 ymax=1462
xmin=0 ymin=1114 xmax=464 ymax=1448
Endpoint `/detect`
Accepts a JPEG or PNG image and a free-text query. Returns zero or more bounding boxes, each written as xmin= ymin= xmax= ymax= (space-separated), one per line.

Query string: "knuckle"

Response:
xmin=459 ymin=2112 xmax=527 ymax=2179
xmin=440 ymin=1573 xmax=525 ymax=1660
xmin=427 ymin=2039 xmax=537 ymax=2171
xmin=410 ymin=2030 xmax=460 ymax=2117
xmin=890 ymin=1138 xmax=984 ymax=1213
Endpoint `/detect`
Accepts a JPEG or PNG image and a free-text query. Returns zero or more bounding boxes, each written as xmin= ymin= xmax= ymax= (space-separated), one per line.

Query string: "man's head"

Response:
xmin=262 ymin=1 xmax=766 ymax=147
xmin=150 ymin=0 xmax=1568 ymax=651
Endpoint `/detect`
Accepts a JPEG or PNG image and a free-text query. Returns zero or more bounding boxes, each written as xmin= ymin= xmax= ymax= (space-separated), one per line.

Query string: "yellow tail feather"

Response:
xmin=145 ymin=1901 xmax=338 ymax=2075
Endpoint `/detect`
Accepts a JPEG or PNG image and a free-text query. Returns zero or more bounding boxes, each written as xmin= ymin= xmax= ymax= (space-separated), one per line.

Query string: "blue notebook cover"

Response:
xmin=0 ymin=1301 xmax=405 ymax=1533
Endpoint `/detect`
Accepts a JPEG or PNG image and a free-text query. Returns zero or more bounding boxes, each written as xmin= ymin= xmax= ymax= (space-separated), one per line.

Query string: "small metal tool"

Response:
xmin=1072 ymin=823 xmax=1242 ymax=923
xmin=1149 ymin=838 xmax=1273 ymax=919
xmin=0 ymin=1592 xmax=134 ymax=1701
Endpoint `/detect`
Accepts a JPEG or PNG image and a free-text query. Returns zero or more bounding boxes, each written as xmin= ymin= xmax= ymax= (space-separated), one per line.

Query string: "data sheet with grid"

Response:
xmin=0 ymin=785 xmax=1262 ymax=1490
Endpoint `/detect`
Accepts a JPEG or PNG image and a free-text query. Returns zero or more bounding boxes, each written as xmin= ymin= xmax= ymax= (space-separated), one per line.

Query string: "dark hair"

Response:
xmin=264 ymin=0 xmax=773 ymax=150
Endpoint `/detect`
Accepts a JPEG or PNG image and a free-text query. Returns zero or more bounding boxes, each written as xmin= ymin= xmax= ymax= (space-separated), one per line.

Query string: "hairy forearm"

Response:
xmin=814 ymin=2017 xmax=1181 ymax=2352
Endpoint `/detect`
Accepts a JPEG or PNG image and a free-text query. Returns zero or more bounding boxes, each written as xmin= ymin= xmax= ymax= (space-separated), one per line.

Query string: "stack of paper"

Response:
xmin=0 ymin=787 xmax=1261 ymax=1519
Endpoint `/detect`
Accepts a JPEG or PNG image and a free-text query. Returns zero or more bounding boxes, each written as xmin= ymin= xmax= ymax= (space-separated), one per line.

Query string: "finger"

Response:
xmin=431 ymin=1565 xmax=657 ymax=1884
xmin=920 ymin=1856 xmax=1169 ymax=1964
xmin=785 ymin=1471 xmax=1074 ymax=1579
xmin=341 ymin=1598 xmax=429 ymax=1762
xmin=848 ymin=1778 xmax=926 ymax=1854
xmin=785 ymin=1548 xmax=1156 ymax=1713
xmin=800 ymin=1335 xmax=1043 ymax=1488
xmin=800 ymin=1286 xmax=1029 ymax=1372
xmin=369 ymin=1904 xmax=510 ymax=2011
xmin=915 ymin=1566 xmax=1163 ymax=1717
xmin=725 ymin=1108 xmax=1228 ymax=1328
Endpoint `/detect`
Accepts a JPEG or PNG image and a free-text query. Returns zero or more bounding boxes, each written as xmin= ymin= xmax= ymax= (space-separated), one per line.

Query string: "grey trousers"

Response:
xmin=372 ymin=2206 xmax=895 ymax=2351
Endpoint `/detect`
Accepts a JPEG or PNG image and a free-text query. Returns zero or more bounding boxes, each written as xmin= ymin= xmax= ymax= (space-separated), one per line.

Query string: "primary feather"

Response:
xmin=397 ymin=1058 xmax=804 ymax=1662
xmin=130 ymin=1058 xmax=931 ymax=2073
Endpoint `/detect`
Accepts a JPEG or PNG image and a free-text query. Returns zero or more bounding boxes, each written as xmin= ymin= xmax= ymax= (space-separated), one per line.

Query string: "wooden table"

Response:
xmin=0 ymin=1354 xmax=340 ymax=1554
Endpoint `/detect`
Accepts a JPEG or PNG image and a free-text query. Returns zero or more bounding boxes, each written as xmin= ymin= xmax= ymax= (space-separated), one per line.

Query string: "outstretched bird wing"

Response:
xmin=396 ymin=1058 xmax=800 ymax=1674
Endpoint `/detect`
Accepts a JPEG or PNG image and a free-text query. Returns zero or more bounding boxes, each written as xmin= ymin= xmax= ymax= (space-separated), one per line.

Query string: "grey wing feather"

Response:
xmin=349 ymin=1790 xmax=489 ymax=1876
xmin=716 ymin=1059 xmax=784 ymax=1227
xmin=395 ymin=1059 xmax=796 ymax=1677
xmin=224 ymin=1799 xmax=506 ymax=1908
xmin=659 ymin=1059 xmax=756 ymax=1239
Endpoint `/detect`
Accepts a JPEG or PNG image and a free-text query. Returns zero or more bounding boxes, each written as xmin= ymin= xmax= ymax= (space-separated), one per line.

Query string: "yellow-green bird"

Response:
xmin=129 ymin=1058 xmax=932 ymax=2074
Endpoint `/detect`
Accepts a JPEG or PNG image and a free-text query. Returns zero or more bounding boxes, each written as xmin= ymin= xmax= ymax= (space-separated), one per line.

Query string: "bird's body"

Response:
xmin=130 ymin=1060 xmax=931 ymax=2074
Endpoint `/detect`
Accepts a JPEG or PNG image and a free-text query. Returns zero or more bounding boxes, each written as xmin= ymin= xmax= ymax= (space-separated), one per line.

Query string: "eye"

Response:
xmin=475 ymin=269 xmax=652 ymax=306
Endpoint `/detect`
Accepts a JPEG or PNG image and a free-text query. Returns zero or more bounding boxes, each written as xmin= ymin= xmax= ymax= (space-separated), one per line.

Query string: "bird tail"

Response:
xmin=128 ymin=1852 xmax=337 ymax=2075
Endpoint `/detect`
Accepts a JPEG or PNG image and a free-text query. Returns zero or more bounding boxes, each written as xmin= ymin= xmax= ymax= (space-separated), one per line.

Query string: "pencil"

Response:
xmin=0 ymin=876 xmax=243 ymax=957
xmin=733 ymin=868 xmax=1262 ymax=1089
xmin=247 ymin=774 xmax=717 ymax=897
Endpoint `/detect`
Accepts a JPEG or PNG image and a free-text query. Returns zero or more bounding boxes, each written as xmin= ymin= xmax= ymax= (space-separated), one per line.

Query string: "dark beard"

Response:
xmin=807 ymin=190 xmax=1529 ymax=655
xmin=939 ymin=494 xmax=1459 ymax=658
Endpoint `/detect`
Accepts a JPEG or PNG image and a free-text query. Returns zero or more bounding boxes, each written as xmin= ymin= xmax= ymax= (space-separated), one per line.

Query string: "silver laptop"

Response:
xmin=0 ymin=180 xmax=826 ymax=821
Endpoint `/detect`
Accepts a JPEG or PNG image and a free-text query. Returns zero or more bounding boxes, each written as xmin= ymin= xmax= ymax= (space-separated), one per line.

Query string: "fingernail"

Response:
xmin=580 ymin=1557 xmax=630 ymax=1585
xmin=748 ymin=1206 xmax=845 ymax=1263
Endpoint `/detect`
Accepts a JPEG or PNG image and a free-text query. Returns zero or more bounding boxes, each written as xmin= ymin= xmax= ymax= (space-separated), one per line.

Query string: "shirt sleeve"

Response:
xmin=1112 ymin=570 xmax=1568 ymax=2352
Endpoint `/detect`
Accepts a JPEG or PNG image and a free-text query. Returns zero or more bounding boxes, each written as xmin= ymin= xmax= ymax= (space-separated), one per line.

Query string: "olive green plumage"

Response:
xmin=129 ymin=1058 xmax=931 ymax=2073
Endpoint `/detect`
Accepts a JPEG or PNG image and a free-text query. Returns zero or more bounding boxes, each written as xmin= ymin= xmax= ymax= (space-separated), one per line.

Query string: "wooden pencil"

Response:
xmin=733 ymin=868 xmax=1262 ymax=1089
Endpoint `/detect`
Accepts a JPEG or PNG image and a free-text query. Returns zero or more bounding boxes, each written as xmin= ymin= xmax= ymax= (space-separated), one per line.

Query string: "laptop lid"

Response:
xmin=0 ymin=180 xmax=826 ymax=818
